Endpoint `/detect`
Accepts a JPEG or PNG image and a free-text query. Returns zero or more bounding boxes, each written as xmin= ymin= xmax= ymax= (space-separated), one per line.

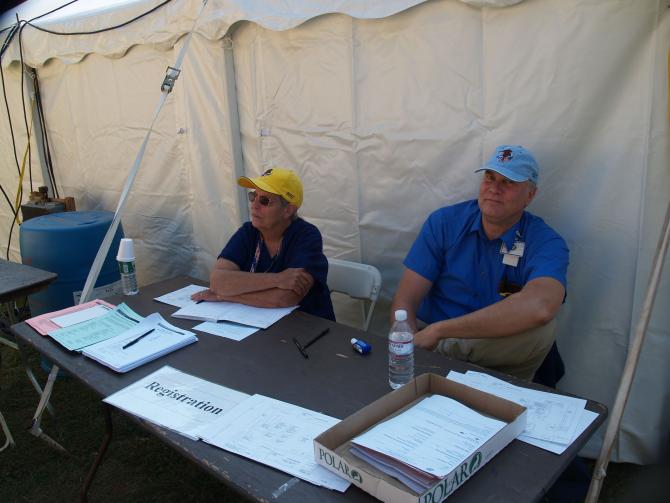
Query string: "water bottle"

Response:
xmin=388 ymin=309 xmax=414 ymax=389
xmin=117 ymin=238 xmax=139 ymax=295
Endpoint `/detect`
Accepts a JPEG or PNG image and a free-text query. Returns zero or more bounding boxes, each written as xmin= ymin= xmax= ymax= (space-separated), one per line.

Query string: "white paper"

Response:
xmin=201 ymin=394 xmax=350 ymax=492
xmin=193 ymin=321 xmax=259 ymax=341
xmin=518 ymin=409 xmax=598 ymax=454
xmin=82 ymin=313 xmax=197 ymax=373
xmin=50 ymin=304 xmax=112 ymax=327
xmin=352 ymin=394 xmax=505 ymax=479
xmin=446 ymin=371 xmax=585 ymax=446
xmin=173 ymin=301 xmax=296 ymax=329
xmin=154 ymin=284 xmax=208 ymax=308
xmin=104 ymin=366 xmax=249 ymax=440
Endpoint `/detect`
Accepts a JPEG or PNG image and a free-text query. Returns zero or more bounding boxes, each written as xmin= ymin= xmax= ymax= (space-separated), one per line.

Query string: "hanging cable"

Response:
xmin=33 ymin=68 xmax=58 ymax=198
xmin=17 ymin=17 xmax=34 ymax=192
xmin=24 ymin=0 xmax=173 ymax=36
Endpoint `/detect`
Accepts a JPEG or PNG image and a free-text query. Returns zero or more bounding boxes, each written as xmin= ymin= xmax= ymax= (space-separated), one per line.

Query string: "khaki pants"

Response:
xmin=432 ymin=319 xmax=557 ymax=381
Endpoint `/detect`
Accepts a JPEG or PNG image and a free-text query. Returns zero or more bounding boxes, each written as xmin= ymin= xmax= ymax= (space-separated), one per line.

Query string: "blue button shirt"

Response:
xmin=219 ymin=217 xmax=335 ymax=321
xmin=404 ymin=200 xmax=569 ymax=324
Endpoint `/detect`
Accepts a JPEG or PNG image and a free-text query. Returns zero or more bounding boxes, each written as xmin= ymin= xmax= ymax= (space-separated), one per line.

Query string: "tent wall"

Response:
xmin=0 ymin=0 xmax=668 ymax=464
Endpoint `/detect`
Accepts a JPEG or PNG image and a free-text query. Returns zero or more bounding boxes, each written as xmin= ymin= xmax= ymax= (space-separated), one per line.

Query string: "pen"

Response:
xmin=122 ymin=328 xmax=155 ymax=350
xmin=293 ymin=328 xmax=330 ymax=359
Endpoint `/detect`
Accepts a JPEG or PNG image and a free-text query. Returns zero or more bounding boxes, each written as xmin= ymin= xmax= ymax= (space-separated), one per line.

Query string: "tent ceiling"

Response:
xmin=2 ymin=0 xmax=525 ymax=68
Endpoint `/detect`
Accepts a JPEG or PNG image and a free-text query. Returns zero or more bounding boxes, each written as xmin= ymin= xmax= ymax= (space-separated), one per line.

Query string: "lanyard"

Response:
xmin=250 ymin=236 xmax=282 ymax=273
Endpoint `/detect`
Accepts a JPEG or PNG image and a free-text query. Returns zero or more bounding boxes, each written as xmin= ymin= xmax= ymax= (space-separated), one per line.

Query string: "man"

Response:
xmin=391 ymin=145 xmax=568 ymax=380
xmin=193 ymin=167 xmax=335 ymax=321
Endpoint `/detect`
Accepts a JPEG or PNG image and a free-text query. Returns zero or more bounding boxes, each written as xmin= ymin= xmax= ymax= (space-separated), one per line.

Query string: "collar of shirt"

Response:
xmin=467 ymin=210 xmax=526 ymax=250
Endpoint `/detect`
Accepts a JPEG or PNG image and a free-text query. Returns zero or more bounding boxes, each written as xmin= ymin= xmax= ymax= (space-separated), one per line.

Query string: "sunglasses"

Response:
xmin=247 ymin=191 xmax=276 ymax=207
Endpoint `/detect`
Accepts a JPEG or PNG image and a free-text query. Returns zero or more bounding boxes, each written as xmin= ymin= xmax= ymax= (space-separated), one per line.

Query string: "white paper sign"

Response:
xmin=104 ymin=366 xmax=249 ymax=440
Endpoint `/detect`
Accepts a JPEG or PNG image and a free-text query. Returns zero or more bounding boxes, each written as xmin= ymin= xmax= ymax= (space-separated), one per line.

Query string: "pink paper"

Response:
xmin=26 ymin=299 xmax=116 ymax=336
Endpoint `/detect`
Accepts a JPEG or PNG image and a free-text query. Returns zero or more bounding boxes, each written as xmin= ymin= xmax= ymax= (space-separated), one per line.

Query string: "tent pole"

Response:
xmin=585 ymin=199 xmax=670 ymax=503
xmin=222 ymin=29 xmax=248 ymax=226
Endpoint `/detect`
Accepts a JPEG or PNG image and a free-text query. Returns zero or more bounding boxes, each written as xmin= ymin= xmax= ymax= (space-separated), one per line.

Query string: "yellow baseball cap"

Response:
xmin=238 ymin=168 xmax=303 ymax=208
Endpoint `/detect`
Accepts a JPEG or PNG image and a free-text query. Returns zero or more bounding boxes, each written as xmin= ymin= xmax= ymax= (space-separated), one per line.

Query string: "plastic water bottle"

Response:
xmin=389 ymin=309 xmax=414 ymax=389
xmin=117 ymin=238 xmax=139 ymax=295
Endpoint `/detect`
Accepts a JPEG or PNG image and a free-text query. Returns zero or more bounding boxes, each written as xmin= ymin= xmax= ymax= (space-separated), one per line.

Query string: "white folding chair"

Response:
xmin=327 ymin=258 xmax=382 ymax=332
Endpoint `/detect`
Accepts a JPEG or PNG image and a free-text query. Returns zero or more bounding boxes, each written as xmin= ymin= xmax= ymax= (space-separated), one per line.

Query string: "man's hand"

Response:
xmin=276 ymin=268 xmax=313 ymax=296
xmin=414 ymin=324 xmax=441 ymax=351
xmin=190 ymin=289 xmax=223 ymax=302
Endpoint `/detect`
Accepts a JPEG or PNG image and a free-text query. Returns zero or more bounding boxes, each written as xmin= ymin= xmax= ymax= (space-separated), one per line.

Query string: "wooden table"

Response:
xmin=11 ymin=276 xmax=607 ymax=502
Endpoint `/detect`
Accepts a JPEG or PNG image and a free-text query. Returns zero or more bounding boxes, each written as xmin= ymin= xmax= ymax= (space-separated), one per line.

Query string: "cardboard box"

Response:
xmin=314 ymin=373 xmax=527 ymax=503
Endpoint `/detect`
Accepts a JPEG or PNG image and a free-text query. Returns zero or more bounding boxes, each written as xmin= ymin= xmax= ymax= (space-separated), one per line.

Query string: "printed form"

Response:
xmin=200 ymin=394 xmax=350 ymax=492
xmin=446 ymin=371 xmax=595 ymax=453
xmin=351 ymin=394 xmax=505 ymax=481
xmin=173 ymin=300 xmax=296 ymax=329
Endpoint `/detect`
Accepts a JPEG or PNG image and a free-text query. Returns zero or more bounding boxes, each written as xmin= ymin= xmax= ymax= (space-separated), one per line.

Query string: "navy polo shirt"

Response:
xmin=219 ymin=217 xmax=335 ymax=321
xmin=404 ymin=200 xmax=569 ymax=324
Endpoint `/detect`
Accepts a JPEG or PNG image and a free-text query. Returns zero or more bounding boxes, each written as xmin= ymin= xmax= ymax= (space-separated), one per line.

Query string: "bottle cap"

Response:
xmin=350 ymin=338 xmax=357 ymax=345
xmin=394 ymin=309 xmax=407 ymax=322
xmin=116 ymin=238 xmax=136 ymax=262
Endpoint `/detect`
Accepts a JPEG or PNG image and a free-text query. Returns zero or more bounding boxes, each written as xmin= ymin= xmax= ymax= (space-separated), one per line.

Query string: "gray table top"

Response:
xmin=11 ymin=275 xmax=607 ymax=502
xmin=0 ymin=259 xmax=57 ymax=303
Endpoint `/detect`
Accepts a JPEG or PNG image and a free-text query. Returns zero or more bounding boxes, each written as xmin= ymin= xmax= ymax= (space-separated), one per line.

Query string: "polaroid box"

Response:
xmin=314 ymin=373 xmax=527 ymax=503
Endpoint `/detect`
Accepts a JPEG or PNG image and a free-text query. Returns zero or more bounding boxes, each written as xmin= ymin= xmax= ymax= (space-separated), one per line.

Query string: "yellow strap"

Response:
xmin=14 ymin=98 xmax=37 ymax=225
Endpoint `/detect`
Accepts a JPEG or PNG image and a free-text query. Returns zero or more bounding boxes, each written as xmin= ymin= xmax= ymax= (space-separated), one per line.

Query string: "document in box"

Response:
xmin=351 ymin=394 xmax=506 ymax=489
xmin=173 ymin=300 xmax=296 ymax=329
xmin=49 ymin=304 xmax=143 ymax=351
xmin=200 ymin=394 xmax=350 ymax=492
xmin=446 ymin=371 xmax=586 ymax=449
xmin=82 ymin=313 xmax=197 ymax=373
xmin=104 ymin=366 xmax=249 ymax=440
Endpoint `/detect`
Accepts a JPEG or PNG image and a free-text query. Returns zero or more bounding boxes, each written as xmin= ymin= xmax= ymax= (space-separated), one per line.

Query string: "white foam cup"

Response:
xmin=116 ymin=238 xmax=136 ymax=262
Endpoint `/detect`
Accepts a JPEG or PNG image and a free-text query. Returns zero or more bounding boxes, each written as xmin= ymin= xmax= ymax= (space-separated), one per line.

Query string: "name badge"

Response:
xmin=500 ymin=241 xmax=524 ymax=267
xmin=502 ymin=253 xmax=519 ymax=267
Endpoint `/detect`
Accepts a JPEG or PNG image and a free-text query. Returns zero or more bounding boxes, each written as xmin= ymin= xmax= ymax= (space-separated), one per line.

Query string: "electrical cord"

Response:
xmin=24 ymin=0 xmax=173 ymax=36
xmin=2 ymin=0 xmax=178 ymax=259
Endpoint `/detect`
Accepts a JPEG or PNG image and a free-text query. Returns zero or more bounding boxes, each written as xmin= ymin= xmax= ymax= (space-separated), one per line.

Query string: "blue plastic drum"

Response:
xmin=19 ymin=211 xmax=124 ymax=315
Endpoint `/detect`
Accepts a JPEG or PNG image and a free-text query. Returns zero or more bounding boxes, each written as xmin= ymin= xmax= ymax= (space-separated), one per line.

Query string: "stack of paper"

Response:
xmin=349 ymin=394 xmax=506 ymax=493
xmin=82 ymin=313 xmax=197 ymax=373
xmin=48 ymin=304 xmax=143 ymax=352
xmin=446 ymin=371 xmax=598 ymax=454
xmin=26 ymin=299 xmax=115 ymax=336
xmin=173 ymin=299 xmax=296 ymax=329
xmin=153 ymin=285 xmax=258 ymax=341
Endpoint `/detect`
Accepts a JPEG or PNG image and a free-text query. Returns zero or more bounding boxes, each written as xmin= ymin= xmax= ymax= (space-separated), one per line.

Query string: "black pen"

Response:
xmin=293 ymin=328 xmax=330 ymax=359
xmin=195 ymin=299 xmax=204 ymax=304
xmin=122 ymin=328 xmax=155 ymax=350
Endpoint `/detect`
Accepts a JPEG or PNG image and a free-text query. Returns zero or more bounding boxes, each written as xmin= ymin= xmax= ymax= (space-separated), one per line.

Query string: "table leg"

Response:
xmin=14 ymin=335 xmax=55 ymax=416
xmin=80 ymin=404 xmax=113 ymax=503
xmin=28 ymin=364 xmax=67 ymax=453
xmin=0 ymin=409 xmax=15 ymax=451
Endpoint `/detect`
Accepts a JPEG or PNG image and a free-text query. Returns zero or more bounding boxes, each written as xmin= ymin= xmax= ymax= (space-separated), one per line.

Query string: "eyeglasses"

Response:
xmin=248 ymin=191 xmax=275 ymax=207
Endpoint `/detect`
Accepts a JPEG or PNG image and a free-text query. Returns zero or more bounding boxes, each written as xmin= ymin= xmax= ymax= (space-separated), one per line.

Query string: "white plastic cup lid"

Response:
xmin=116 ymin=238 xmax=135 ymax=262
xmin=394 ymin=309 xmax=407 ymax=321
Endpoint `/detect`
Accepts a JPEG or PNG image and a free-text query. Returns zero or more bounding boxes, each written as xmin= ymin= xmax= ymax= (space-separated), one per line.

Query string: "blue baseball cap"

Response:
xmin=475 ymin=145 xmax=539 ymax=184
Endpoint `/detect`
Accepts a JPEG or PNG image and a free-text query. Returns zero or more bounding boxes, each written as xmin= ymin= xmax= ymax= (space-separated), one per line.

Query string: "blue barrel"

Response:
xmin=20 ymin=211 xmax=124 ymax=316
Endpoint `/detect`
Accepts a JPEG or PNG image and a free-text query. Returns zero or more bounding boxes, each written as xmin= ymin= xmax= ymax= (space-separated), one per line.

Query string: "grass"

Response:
xmin=0 ymin=343 xmax=248 ymax=502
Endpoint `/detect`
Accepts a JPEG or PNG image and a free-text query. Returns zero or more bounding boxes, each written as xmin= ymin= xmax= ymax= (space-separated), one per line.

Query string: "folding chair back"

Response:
xmin=327 ymin=258 xmax=382 ymax=332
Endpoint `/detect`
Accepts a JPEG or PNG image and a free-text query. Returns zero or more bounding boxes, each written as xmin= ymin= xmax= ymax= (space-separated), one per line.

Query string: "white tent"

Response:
xmin=1 ymin=0 xmax=668 ymax=464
